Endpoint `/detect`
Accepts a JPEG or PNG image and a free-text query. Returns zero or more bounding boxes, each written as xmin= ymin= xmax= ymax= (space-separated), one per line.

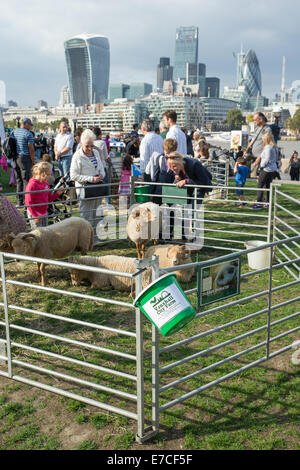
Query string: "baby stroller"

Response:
xmin=47 ymin=172 xmax=75 ymax=224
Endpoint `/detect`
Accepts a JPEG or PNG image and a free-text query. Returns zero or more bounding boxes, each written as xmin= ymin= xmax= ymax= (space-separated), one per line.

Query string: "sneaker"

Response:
xmin=251 ymin=204 xmax=263 ymax=210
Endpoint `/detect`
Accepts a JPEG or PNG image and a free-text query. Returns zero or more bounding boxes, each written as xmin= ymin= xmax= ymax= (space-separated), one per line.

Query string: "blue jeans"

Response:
xmin=235 ymin=183 xmax=245 ymax=196
xmin=58 ymin=155 xmax=72 ymax=177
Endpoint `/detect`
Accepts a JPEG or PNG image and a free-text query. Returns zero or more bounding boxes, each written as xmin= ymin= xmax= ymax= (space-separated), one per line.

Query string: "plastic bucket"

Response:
xmin=134 ymin=185 xmax=150 ymax=203
xmin=244 ymin=240 xmax=272 ymax=270
xmin=134 ymin=273 xmax=196 ymax=336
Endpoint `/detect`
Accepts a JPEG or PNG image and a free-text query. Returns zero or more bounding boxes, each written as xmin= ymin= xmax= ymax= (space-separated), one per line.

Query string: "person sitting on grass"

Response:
xmin=25 ymin=161 xmax=62 ymax=229
xmin=234 ymin=156 xmax=251 ymax=207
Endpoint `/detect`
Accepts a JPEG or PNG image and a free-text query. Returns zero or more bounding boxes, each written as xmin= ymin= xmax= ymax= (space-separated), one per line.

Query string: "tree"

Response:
xmin=226 ymin=109 xmax=245 ymax=130
xmin=285 ymin=110 xmax=300 ymax=134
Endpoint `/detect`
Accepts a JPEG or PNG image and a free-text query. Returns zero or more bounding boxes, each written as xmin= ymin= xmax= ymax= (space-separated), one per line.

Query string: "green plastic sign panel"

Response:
xmin=198 ymin=256 xmax=241 ymax=308
xmin=162 ymin=186 xmax=187 ymax=205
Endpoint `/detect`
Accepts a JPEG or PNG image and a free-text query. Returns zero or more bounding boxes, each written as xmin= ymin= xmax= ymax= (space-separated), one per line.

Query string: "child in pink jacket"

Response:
xmin=25 ymin=162 xmax=61 ymax=229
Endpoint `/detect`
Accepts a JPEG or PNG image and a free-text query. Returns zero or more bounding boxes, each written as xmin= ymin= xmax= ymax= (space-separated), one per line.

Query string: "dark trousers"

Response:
xmin=291 ymin=171 xmax=299 ymax=181
xmin=12 ymin=155 xmax=33 ymax=206
xmin=257 ymin=170 xmax=277 ymax=203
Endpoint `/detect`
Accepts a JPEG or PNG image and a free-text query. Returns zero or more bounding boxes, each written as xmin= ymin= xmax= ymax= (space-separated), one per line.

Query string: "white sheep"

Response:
xmin=68 ymin=255 xmax=152 ymax=292
xmin=145 ymin=244 xmax=195 ymax=283
xmin=8 ymin=217 xmax=94 ymax=286
xmin=127 ymin=202 xmax=162 ymax=259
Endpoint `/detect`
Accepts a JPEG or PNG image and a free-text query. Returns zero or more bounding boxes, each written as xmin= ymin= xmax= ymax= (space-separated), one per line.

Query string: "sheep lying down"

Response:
xmin=69 ymin=245 xmax=196 ymax=293
xmin=69 ymin=255 xmax=152 ymax=292
xmin=8 ymin=217 xmax=94 ymax=287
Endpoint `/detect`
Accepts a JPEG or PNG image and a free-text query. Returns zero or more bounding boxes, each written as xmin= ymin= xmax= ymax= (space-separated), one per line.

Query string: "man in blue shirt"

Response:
xmin=13 ymin=118 xmax=35 ymax=206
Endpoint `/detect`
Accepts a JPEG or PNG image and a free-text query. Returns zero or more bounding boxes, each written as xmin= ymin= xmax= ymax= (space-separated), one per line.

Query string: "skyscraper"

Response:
xmin=186 ymin=63 xmax=198 ymax=85
xmin=0 ymin=81 xmax=6 ymax=107
xmin=242 ymin=49 xmax=262 ymax=97
xmin=236 ymin=46 xmax=262 ymax=97
xmin=64 ymin=34 xmax=110 ymax=107
xmin=157 ymin=58 xmax=173 ymax=89
xmin=206 ymin=78 xmax=220 ymax=98
xmin=173 ymin=26 xmax=198 ymax=82
xmin=198 ymin=63 xmax=206 ymax=96
xmin=59 ymin=85 xmax=71 ymax=107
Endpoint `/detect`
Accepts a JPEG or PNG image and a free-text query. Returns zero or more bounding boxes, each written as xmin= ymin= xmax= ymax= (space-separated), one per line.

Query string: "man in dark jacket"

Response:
xmin=165 ymin=152 xmax=212 ymax=242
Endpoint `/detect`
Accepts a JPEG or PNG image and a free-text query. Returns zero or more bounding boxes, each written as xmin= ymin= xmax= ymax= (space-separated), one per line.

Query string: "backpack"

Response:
xmin=269 ymin=123 xmax=281 ymax=143
xmin=3 ymin=134 xmax=18 ymax=160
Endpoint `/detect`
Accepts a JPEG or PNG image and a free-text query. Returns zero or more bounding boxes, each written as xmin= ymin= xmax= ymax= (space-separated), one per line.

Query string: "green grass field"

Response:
xmin=0 ymin=165 xmax=299 ymax=450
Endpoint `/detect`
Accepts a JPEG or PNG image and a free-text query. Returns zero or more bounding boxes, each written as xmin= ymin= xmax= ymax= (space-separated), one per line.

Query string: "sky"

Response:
xmin=0 ymin=0 xmax=298 ymax=106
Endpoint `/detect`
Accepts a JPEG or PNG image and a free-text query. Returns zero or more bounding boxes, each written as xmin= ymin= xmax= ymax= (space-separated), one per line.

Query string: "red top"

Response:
xmin=25 ymin=178 xmax=59 ymax=217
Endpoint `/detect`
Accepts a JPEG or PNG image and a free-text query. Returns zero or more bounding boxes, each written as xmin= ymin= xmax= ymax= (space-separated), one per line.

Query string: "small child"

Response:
xmin=25 ymin=162 xmax=62 ymax=229
xmin=234 ymin=156 xmax=251 ymax=206
xmin=118 ymin=154 xmax=133 ymax=198
xmin=42 ymin=153 xmax=56 ymax=185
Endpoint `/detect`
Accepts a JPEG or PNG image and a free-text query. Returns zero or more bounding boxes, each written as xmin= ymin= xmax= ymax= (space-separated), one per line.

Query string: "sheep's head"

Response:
xmin=167 ymin=245 xmax=191 ymax=266
xmin=68 ymin=257 xmax=84 ymax=286
xmin=9 ymin=233 xmax=38 ymax=256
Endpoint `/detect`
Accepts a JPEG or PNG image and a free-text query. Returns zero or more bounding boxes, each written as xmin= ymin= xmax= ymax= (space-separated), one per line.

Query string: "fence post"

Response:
xmin=0 ymin=253 xmax=13 ymax=377
xmin=225 ymin=161 xmax=229 ymax=200
xmin=272 ymin=184 xmax=278 ymax=243
xmin=134 ymin=258 xmax=145 ymax=443
xmin=267 ymin=184 xmax=274 ymax=243
xmin=151 ymin=256 xmax=160 ymax=435
xmin=266 ymin=245 xmax=274 ymax=359
xmin=130 ymin=176 xmax=135 ymax=206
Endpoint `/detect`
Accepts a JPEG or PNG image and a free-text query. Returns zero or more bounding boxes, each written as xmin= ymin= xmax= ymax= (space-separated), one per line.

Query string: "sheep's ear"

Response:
xmin=5 ymin=233 xmax=16 ymax=247
xmin=132 ymin=209 xmax=140 ymax=219
xmin=22 ymin=234 xmax=38 ymax=250
xmin=167 ymin=246 xmax=175 ymax=258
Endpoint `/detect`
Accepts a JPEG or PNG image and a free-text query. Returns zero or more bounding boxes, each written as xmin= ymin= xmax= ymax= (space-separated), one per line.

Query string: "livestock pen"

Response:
xmin=0 ymin=176 xmax=299 ymax=449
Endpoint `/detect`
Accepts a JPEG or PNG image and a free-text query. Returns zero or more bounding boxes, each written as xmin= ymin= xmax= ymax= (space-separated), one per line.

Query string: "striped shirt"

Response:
xmin=13 ymin=128 xmax=34 ymax=156
xmin=166 ymin=124 xmax=187 ymax=155
xmin=88 ymin=153 xmax=98 ymax=169
xmin=139 ymin=131 xmax=164 ymax=172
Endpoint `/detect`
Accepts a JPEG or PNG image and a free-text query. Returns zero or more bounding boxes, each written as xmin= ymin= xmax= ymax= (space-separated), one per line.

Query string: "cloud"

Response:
xmin=0 ymin=0 xmax=299 ymax=105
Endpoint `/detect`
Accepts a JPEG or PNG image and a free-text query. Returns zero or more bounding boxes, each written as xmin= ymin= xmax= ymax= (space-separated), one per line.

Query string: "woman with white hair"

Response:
xmin=70 ymin=129 xmax=105 ymax=230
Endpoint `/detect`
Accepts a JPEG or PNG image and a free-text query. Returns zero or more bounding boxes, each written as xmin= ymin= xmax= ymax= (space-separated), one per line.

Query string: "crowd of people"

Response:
xmin=0 ymin=110 xmax=299 ymax=235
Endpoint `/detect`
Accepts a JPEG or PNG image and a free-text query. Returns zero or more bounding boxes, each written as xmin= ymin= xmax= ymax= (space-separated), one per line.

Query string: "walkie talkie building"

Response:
xmin=64 ymin=34 xmax=110 ymax=107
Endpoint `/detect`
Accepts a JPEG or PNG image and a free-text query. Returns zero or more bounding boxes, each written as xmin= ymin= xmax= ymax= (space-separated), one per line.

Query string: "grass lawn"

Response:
xmin=0 ymin=165 xmax=299 ymax=450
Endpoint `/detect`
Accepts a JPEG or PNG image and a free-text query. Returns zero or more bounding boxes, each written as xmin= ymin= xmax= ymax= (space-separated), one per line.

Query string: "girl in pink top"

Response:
xmin=25 ymin=162 xmax=61 ymax=229
xmin=118 ymin=155 xmax=133 ymax=198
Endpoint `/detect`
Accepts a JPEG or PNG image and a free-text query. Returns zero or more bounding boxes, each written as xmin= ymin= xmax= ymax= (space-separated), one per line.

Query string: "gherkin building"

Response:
xmin=240 ymin=49 xmax=262 ymax=97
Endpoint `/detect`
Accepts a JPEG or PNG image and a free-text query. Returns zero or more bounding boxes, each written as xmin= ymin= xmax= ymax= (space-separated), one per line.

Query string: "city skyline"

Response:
xmin=0 ymin=0 xmax=298 ymax=106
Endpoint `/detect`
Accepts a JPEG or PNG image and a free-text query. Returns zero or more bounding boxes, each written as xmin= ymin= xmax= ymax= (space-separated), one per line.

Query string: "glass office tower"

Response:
xmin=242 ymin=49 xmax=262 ymax=97
xmin=174 ymin=26 xmax=198 ymax=82
xmin=157 ymin=58 xmax=173 ymax=89
xmin=64 ymin=34 xmax=110 ymax=106
xmin=236 ymin=48 xmax=261 ymax=97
